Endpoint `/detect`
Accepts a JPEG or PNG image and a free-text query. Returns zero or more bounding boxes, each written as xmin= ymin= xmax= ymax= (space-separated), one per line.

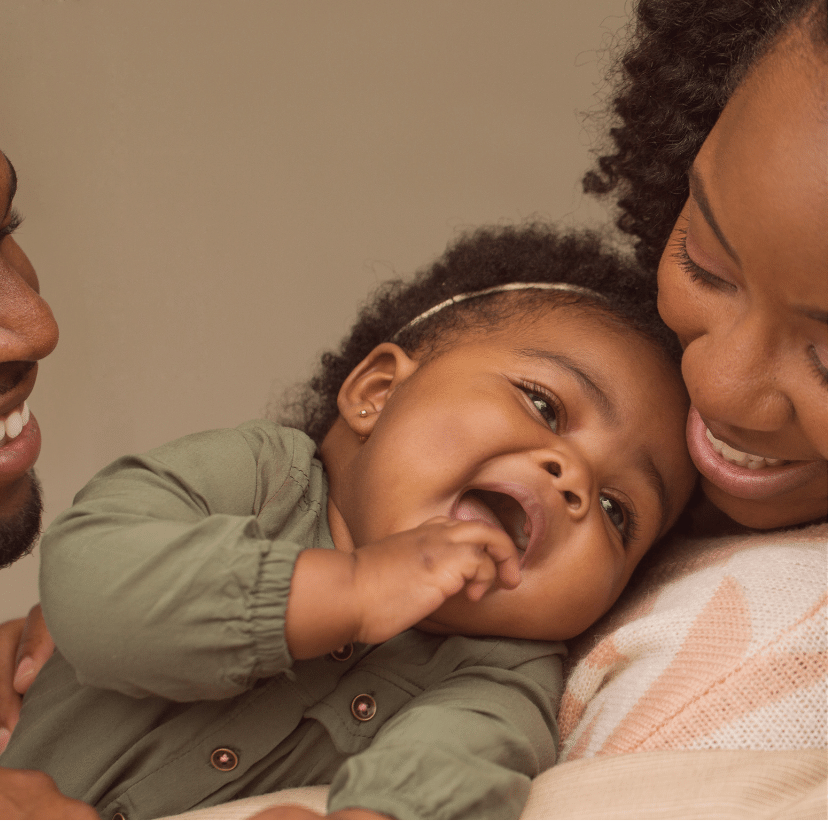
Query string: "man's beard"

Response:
xmin=0 ymin=471 xmax=44 ymax=568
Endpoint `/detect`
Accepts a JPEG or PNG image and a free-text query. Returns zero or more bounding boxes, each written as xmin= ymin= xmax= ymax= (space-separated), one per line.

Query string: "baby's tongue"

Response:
xmin=454 ymin=492 xmax=505 ymax=532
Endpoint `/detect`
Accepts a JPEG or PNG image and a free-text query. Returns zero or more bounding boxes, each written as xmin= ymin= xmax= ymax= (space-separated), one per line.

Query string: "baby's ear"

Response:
xmin=337 ymin=343 xmax=419 ymax=436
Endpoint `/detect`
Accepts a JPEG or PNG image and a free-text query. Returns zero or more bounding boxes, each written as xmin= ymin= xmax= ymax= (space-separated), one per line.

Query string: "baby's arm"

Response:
xmin=38 ymin=423 xmax=317 ymax=701
xmin=285 ymin=518 xmax=521 ymax=659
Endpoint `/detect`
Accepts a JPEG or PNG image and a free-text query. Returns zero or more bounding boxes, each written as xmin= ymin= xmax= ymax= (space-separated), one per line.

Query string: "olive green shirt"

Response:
xmin=1 ymin=421 xmax=564 ymax=819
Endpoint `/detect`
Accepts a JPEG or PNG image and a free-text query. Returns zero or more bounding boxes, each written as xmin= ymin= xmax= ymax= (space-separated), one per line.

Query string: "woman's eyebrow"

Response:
xmin=517 ymin=348 xmax=618 ymax=426
xmin=688 ymin=164 xmax=741 ymax=265
xmin=0 ymin=153 xmax=18 ymax=218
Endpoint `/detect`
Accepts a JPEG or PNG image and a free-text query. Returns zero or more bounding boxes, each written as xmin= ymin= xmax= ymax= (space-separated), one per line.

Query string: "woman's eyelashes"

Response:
xmin=0 ymin=208 xmax=22 ymax=239
xmin=673 ymin=227 xmax=736 ymax=293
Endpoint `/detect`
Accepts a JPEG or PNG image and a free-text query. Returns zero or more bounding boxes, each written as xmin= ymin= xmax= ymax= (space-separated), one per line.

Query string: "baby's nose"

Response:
xmin=544 ymin=454 xmax=591 ymax=520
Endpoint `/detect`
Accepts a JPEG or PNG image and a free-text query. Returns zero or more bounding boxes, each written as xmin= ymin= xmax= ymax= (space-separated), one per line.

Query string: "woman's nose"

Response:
xmin=0 ymin=256 xmax=59 ymax=366
xmin=544 ymin=450 xmax=592 ymax=521
xmin=682 ymin=311 xmax=791 ymax=433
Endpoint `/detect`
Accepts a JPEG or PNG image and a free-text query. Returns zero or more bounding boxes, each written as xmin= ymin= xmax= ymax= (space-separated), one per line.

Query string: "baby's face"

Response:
xmin=334 ymin=306 xmax=697 ymax=641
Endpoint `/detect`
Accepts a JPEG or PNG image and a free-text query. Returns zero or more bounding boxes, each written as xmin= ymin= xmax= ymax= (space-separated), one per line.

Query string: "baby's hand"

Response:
xmin=350 ymin=517 xmax=521 ymax=645
xmin=285 ymin=519 xmax=520 ymax=660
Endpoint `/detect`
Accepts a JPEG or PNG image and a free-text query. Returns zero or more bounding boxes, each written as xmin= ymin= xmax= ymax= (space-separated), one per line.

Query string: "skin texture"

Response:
xmin=657 ymin=27 xmax=828 ymax=529
xmin=283 ymin=307 xmax=696 ymax=661
xmin=0 ymin=769 xmax=97 ymax=820
xmin=0 ymin=605 xmax=53 ymax=754
xmin=0 ymin=153 xmax=59 ymax=560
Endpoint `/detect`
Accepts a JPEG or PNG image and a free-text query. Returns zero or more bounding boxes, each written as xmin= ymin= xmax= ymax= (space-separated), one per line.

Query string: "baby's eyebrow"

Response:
xmin=516 ymin=347 xmax=619 ymax=427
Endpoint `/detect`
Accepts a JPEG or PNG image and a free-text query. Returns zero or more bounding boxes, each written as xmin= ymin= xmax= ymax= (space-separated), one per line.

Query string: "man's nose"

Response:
xmin=0 ymin=264 xmax=59 ymax=368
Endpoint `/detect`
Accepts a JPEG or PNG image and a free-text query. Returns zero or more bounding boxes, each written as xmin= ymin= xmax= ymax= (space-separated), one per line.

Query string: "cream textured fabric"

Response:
xmin=169 ymin=749 xmax=826 ymax=819
xmin=521 ymin=749 xmax=827 ymax=820
xmin=559 ymin=522 xmax=827 ymax=759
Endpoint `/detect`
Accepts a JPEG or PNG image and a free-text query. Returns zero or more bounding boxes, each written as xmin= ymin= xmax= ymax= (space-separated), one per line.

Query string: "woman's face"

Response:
xmin=657 ymin=28 xmax=828 ymax=529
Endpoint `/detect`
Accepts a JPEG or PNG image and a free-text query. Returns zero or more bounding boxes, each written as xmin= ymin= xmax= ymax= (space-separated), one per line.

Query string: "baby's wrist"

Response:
xmin=285 ymin=549 xmax=361 ymax=659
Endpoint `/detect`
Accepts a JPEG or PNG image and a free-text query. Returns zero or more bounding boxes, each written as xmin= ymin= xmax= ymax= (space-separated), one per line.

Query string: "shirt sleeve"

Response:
xmin=326 ymin=651 xmax=562 ymax=820
xmin=39 ymin=422 xmax=322 ymax=702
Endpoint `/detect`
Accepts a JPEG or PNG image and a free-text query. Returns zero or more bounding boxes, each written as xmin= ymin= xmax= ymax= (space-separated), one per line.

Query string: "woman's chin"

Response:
xmin=701 ymin=476 xmax=828 ymax=531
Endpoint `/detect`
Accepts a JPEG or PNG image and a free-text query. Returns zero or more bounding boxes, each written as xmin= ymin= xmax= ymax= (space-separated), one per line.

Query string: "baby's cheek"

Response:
xmin=553 ymin=554 xmax=625 ymax=639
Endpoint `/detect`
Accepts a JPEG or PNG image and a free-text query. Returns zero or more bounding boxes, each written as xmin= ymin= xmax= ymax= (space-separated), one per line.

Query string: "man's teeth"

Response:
xmin=0 ymin=401 xmax=30 ymax=443
xmin=705 ymin=426 xmax=783 ymax=470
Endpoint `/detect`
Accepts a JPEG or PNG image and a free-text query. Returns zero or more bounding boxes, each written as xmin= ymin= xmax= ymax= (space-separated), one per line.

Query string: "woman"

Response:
xmin=1 ymin=0 xmax=825 ymax=817
xmin=548 ymin=0 xmax=827 ymax=811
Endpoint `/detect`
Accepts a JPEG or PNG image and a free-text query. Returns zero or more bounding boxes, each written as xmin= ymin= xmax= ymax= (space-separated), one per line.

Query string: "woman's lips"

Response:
xmin=686 ymin=407 xmax=825 ymax=501
xmin=0 ymin=403 xmax=41 ymax=482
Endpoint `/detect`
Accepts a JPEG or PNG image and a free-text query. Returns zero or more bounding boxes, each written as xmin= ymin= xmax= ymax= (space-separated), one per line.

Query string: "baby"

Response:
xmin=1 ymin=225 xmax=697 ymax=819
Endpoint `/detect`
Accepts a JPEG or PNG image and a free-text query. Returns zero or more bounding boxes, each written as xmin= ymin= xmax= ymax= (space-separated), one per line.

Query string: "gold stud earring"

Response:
xmin=359 ymin=409 xmax=368 ymax=417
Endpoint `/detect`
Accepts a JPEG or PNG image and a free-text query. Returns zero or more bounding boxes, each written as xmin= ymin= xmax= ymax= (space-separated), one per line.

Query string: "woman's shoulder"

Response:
xmin=558 ymin=518 xmax=826 ymax=760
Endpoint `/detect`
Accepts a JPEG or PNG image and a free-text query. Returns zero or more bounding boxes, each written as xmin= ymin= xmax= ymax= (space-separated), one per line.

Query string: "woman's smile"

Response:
xmin=686 ymin=407 xmax=826 ymax=502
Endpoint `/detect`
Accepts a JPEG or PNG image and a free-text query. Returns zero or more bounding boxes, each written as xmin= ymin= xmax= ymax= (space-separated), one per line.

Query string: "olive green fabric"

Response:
xmin=1 ymin=421 xmax=564 ymax=820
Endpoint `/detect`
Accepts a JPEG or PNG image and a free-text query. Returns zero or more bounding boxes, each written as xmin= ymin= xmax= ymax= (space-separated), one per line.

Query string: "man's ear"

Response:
xmin=337 ymin=343 xmax=419 ymax=437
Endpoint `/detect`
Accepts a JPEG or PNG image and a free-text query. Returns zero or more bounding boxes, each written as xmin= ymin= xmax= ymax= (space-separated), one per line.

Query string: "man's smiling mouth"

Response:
xmin=454 ymin=488 xmax=531 ymax=553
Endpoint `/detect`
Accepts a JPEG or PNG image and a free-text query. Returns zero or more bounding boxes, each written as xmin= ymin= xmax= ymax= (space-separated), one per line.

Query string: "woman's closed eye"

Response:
xmin=673 ymin=226 xmax=736 ymax=293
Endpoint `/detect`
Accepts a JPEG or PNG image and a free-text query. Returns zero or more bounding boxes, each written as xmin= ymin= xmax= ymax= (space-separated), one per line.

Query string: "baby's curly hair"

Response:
xmin=280 ymin=223 xmax=681 ymax=445
xmin=585 ymin=0 xmax=828 ymax=275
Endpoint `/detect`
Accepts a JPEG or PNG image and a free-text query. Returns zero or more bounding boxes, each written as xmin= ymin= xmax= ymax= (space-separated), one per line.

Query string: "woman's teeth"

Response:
xmin=705 ymin=426 xmax=784 ymax=470
xmin=0 ymin=401 xmax=30 ymax=444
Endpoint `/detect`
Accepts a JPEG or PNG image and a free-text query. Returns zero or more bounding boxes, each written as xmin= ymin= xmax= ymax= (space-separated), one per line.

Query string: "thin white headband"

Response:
xmin=392 ymin=281 xmax=608 ymax=340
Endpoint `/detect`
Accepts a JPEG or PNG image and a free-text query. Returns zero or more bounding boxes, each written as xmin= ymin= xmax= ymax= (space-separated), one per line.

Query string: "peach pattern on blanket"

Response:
xmin=558 ymin=522 xmax=828 ymax=761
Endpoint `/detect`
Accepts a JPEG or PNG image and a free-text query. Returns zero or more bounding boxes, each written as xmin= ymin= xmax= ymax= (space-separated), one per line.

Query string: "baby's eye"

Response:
xmin=599 ymin=494 xmax=626 ymax=536
xmin=526 ymin=391 xmax=558 ymax=433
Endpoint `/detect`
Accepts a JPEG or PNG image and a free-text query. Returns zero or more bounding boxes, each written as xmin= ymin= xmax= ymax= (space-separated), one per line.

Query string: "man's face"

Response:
xmin=0 ymin=152 xmax=59 ymax=566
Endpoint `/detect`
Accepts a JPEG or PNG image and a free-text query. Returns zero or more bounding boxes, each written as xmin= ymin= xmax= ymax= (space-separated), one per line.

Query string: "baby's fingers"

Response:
xmin=464 ymin=524 xmax=522 ymax=590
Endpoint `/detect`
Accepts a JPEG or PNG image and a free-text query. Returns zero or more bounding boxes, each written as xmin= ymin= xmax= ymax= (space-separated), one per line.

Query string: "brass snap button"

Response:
xmin=210 ymin=747 xmax=239 ymax=771
xmin=330 ymin=643 xmax=354 ymax=661
xmin=350 ymin=693 xmax=376 ymax=721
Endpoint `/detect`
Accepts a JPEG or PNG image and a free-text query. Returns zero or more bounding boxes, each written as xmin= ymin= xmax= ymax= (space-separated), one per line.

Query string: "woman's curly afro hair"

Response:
xmin=281 ymin=223 xmax=682 ymax=445
xmin=584 ymin=0 xmax=828 ymax=275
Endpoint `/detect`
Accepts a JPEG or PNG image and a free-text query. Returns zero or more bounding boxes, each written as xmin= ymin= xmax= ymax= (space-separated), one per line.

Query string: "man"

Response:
xmin=0 ymin=152 xmax=59 ymax=568
xmin=0 ymin=151 xmax=97 ymax=818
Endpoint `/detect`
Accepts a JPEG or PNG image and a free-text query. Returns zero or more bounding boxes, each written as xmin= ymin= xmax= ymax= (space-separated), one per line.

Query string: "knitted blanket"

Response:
xmin=559 ymin=521 xmax=828 ymax=759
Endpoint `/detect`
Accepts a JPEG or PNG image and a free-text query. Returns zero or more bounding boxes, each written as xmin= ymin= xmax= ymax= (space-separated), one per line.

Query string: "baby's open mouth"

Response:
xmin=455 ymin=489 xmax=530 ymax=553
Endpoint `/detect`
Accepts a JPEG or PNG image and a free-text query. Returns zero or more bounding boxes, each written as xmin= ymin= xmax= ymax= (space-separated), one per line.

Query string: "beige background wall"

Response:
xmin=0 ymin=0 xmax=629 ymax=622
